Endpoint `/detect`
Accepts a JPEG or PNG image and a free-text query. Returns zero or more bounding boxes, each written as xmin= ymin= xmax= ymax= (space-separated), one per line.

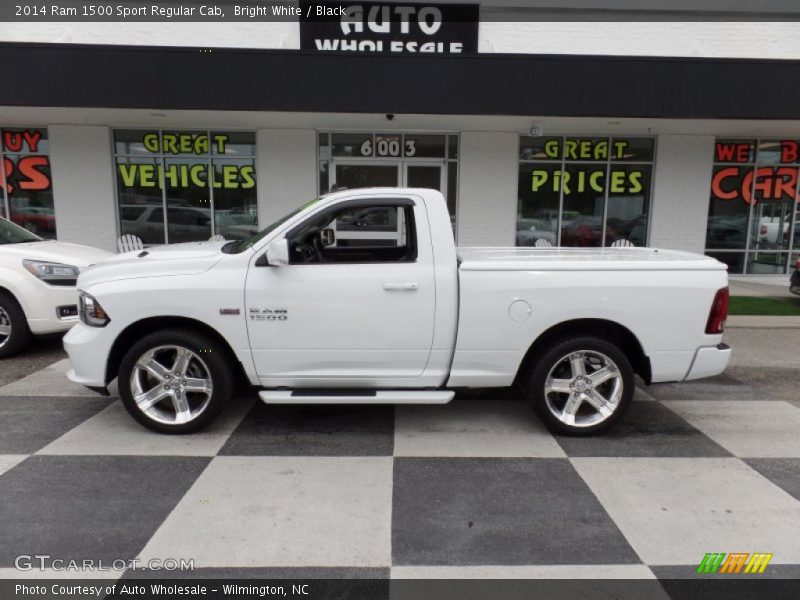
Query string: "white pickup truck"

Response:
xmin=64 ymin=188 xmax=731 ymax=435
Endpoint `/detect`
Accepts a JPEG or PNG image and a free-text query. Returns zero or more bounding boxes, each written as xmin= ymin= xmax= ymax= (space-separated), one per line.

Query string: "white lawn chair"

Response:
xmin=610 ymin=239 xmax=635 ymax=247
xmin=534 ymin=238 xmax=553 ymax=247
xmin=117 ymin=234 xmax=144 ymax=253
xmin=208 ymin=234 xmax=226 ymax=242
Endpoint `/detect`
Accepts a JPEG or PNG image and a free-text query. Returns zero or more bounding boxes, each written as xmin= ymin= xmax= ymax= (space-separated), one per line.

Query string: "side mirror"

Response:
xmin=320 ymin=228 xmax=335 ymax=247
xmin=265 ymin=238 xmax=290 ymax=266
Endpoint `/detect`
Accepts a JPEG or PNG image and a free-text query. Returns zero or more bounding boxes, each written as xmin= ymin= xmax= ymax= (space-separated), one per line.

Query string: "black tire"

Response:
xmin=0 ymin=292 xmax=32 ymax=359
xmin=521 ymin=335 xmax=634 ymax=436
xmin=118 ymin=328 xmax=234 ymax=434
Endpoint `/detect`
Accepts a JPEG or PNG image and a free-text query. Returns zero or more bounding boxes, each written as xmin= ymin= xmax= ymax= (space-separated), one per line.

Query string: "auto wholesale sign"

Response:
xmin=299 ymin=2 xmax=479 ymax=55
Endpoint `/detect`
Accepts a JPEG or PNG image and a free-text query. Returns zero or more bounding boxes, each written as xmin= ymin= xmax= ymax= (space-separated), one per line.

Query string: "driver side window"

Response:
xmin=287 ymin=201 xmax=417 ymax=264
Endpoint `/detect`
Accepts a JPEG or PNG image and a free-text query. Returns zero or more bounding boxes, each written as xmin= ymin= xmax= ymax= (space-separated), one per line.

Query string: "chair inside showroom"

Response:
xmin=117 ymin=234 xmax=144 ymax=253
xmin=534 ymin=238 xmax=553 ymax=247
xmin=610 ymin=239 xmax=635 ymax=247
xmin=208 ymin=234 xmax=226 ymax=242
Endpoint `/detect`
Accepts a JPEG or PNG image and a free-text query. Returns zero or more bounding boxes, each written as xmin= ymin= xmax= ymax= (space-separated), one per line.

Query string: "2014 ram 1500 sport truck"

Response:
xmin=64 ymin=188 xmax=731 ymax=435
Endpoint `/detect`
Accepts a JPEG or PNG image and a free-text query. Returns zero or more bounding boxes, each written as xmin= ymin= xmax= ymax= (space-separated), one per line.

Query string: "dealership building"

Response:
xmin=1 ymin=2 xmax=800 ymax=275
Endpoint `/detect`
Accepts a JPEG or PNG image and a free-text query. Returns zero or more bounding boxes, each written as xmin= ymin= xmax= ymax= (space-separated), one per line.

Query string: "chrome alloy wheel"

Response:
xmin=0 ymin=306 xmax=11 ymax=349
xmin=129 ymin=345 xmax=213 ymax=426
xmin=544 ymin=350 xmax=623 ymax=428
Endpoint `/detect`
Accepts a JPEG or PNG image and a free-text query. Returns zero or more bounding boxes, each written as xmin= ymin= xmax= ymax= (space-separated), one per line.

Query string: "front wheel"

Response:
xmin=118 ymin=328 xmax=234 ymax=433
xmin=522 ymin=335 xmax=634 ymax=436
xmin=0 ymin=292 xmax=31 ymax=359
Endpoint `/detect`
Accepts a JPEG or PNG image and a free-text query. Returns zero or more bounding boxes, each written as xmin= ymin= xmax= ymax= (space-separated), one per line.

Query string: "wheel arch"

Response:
xmin=514 ymin=318 xmax=652 ymax=386
xmin=105 ymin=316 xmax=243 ymax=384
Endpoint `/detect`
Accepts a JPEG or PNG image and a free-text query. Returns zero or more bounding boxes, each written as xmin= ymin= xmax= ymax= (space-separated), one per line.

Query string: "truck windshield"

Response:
xmin=0 ymin=217 xmax=43 ymax=245
xmin=223 ymin=197 xmax=324 ymax=254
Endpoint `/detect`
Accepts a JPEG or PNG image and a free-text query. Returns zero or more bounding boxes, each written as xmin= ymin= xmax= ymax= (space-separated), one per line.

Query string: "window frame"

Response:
xmin=284 ymin=197 xmax=419 ymax=265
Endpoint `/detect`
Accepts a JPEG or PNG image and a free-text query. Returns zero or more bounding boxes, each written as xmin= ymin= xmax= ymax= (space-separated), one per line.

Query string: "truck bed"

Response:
xmin=457 ymin=247 xmax=726 ymax=271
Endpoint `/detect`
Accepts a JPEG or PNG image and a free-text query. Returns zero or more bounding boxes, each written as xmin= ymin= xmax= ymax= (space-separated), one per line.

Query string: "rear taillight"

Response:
xmin=796 ymin=257 xmax=800 ymax=270
xmin=705 ymin=286 xmax=729 ymax=335
xmin=759 ymin=224 xmax=768 ymax=235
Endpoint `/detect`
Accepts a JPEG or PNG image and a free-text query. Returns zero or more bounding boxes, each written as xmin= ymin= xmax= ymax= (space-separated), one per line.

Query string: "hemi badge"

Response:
xmin=219 ymin=308 xmax=241 ymax=316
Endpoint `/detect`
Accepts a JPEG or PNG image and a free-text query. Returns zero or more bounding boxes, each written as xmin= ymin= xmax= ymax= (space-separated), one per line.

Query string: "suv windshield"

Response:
xmin=0 ymin=217 xmax=43 ymax=245
xmin=223 ymin=197 xmax=324 ymax=254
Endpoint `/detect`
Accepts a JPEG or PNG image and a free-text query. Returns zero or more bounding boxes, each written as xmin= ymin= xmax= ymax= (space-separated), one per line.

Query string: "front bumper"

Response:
xmin=63 ymin=321 xmax=116 ymax=388
xmin=685 ymin=343 xmax=732 ymax=381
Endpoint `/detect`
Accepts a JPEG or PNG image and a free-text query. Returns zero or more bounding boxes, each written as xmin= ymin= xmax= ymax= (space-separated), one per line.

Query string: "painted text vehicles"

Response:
xmin=64 ymin=188 xmax=731 ymax=435
xmin=0 ymin=217 xmax=112 ymax=357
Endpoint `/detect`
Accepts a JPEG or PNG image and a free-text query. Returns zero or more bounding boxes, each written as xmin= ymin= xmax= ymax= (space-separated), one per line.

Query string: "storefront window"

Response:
xmin=0 ymin=128 xmax=56 ymax=239
xmin=113 ymin=130 xmax=257 ymax=244
xmin=517 ymin=136 xmax=654 ymax=247
xmin=706 ymin=139 xmax=799 ymax=274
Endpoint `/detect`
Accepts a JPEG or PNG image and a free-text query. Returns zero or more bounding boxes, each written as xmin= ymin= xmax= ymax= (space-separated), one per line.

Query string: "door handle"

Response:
xmin=383 ymin=282 xmax=419 ymax=292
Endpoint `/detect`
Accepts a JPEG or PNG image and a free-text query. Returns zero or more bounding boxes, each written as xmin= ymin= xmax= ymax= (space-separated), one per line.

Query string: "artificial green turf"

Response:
xmin=729 ymin=295 xmax=800 ymax=316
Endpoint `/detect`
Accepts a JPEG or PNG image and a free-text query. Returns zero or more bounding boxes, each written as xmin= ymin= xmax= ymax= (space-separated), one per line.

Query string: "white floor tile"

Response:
xmin=394 ymin=400 xmax=565 ymax=457
xmin=137 ymin=456 xmax=393 ymax=567
xmin=0 ymin=455 xmax=28 ymax=476
xmin=0 ymin=359 xmax=118 ymax=397
xmin=37 ymin=397 xmax=253 ymax=457
xmin=663 ymin=401 xmax=800 ymax=457
xmin=572 ymin=457 xmax=800 ymax=565
xmin=390 ymin=565 xmax=657 ymax=579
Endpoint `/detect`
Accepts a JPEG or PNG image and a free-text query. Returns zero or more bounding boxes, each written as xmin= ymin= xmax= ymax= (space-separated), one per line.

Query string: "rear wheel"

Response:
xmin=0 ymin=292 xmax=31 ymax=359
xmin=522 ymin=335 xmax=633 ymax=435
xmin=118 ymin=328 xmax=233 ymax=433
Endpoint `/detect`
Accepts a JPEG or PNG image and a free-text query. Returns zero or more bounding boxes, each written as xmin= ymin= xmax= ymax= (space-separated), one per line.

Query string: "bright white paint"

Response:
xmin=3 ymin=20 xmax=799 ymax=59
xmin=649 ymin=135 xmax=716 ymax=254
xmin=0 ymin=228 xmax=111 ymax=335
xmin=49 ymin=125 xmax=118 ymax=252
xmin=64 ymin=189 xmax=730 ymax=407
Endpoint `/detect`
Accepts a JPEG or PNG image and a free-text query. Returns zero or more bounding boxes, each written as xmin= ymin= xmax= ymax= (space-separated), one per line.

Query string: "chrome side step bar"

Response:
xmin=259 ymin=389 xmax=455 ymax=405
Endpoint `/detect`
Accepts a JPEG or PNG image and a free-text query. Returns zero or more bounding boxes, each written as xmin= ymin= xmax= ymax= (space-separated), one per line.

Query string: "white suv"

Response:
xmin=0 ymin=217 xmax=112 ymax=357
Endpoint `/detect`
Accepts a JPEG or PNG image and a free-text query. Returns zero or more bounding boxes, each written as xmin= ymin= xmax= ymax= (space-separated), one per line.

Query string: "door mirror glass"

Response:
xmin=265 ymin=238 xmax=290 ymax=266
xmin=320 ymin=228 xmax=335 ymax=247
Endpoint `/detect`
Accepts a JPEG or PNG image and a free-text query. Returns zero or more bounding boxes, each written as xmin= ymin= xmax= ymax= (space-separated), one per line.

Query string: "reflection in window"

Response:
xmin=706 ymin=139 xmax=799 ymax=274
xmin=114 ymin=130 xmax=257 ymax=245
xmin=1 ymin=128 xmax=56 ymax=239
xmin=517 ymin=136 xmax=654 ymax=247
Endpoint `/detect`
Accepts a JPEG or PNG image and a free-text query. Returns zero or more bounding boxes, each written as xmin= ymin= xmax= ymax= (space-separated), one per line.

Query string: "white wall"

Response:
xmin=649 ymin=135 xmax=715 ymax=254
xmin=48 ymin=125 xmax=118 ymax=252
xmin=457 ymin=132 xmax=518 ymax=246
xmin=256 ymin=129 xmax=318 ymax=226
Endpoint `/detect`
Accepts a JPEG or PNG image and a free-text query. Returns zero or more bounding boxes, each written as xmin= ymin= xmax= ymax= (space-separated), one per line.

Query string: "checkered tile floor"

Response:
xmin=1 ymin=353 xmax=800 ymax=582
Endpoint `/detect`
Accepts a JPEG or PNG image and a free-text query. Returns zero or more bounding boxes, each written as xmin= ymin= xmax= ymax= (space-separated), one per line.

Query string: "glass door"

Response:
xmin=332 ymin=162 xmax=400 ymax=190
xmin=404 ymin=163 xmax=444 ymax=192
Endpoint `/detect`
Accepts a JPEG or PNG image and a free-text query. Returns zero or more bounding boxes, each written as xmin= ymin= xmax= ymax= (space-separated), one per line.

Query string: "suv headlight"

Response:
xmin=23 ymin=260 xmax=79 ymax=286
xmin=78 ymin=291 xmax=110 ymax=327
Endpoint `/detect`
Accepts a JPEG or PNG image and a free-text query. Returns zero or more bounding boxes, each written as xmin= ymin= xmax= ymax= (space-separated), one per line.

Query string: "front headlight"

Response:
xmin=22 ymin=260 xmax=80 ymax=285
xmin=78 ymin=291 xmax=110 ymax=327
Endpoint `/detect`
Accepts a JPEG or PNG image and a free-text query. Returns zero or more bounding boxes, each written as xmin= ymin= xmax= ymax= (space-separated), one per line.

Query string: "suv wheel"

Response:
xmin=118 ymin=328 xmax=233 ymax=433
xmin=0 ymin=293 xmax=31 ymax=359
xmin=522 ymin=335 xmax=634 ymax=436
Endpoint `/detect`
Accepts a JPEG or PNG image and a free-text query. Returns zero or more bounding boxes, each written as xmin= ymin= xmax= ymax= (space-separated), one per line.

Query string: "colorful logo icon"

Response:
xmin=696 ymin=552 xmax=773 ymax=574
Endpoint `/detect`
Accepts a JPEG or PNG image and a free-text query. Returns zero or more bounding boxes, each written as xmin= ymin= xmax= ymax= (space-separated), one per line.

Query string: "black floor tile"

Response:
xmin=219 ymin=403 xmax=394 ymax=456
xmin=392 ymin=457 xmax=640 ymax=566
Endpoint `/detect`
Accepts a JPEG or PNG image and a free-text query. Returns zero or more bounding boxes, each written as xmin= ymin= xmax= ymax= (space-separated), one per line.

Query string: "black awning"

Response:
xmin=2 ymin=42 xmax=799 ymax=119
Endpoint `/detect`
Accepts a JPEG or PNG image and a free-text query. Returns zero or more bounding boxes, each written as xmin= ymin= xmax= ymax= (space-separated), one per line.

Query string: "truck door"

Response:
xmin=245 ymin=196 xmax=436 ymax=386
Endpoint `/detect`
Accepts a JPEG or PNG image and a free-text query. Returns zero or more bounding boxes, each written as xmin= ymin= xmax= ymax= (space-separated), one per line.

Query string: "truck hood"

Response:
xmin=0 ymin=240 xmax=112 ymax=268
xmin=78 ymin=241 xmax=228 ymax=288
